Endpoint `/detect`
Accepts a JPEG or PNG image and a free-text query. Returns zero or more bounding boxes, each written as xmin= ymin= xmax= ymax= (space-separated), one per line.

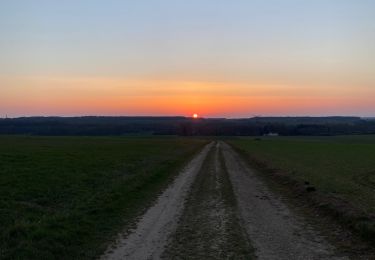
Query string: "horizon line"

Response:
xmin=1 ymin=115 xmax=372 ymax=120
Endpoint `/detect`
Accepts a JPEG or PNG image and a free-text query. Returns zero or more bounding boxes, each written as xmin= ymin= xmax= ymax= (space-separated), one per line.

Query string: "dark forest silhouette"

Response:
xmin=1 ymin=116 xmax=374 ymax=136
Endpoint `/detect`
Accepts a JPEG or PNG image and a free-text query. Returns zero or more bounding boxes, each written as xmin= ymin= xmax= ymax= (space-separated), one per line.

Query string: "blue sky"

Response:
xmin=1 ymin=0 xmax=374 ymax=117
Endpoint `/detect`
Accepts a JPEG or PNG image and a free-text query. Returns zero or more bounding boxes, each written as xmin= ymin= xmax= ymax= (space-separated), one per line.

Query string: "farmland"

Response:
xmin=0 ymin=136 xmax=207 ymax=259
xmin=1 ymin=135 xmax=374 ymax=259
xmin=228 ymin=135 xmax=375 ymax=214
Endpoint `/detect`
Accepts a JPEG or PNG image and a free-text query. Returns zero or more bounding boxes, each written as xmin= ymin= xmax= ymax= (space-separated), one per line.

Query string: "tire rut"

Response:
xmin=221 ymin=141 xmax=349 ymax=260
xmin=101 ymin=143 xmax=213 ymax=260
xmin=162 ymin=142 xmax=253 ymax=259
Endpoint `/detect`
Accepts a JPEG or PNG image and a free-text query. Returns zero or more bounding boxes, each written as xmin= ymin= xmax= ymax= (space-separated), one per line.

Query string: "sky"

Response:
xmin=0 ymin=0 xmax=374 ymax=118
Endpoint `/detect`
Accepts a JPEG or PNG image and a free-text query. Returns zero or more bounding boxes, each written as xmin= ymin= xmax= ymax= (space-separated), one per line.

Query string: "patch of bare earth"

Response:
xmin=162 ymin=142 xmax=253 ymax=259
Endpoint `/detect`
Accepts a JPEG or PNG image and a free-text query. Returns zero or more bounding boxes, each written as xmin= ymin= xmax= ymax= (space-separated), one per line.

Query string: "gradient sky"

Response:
xmin=1 ymin=0 xmax=374 ymax=117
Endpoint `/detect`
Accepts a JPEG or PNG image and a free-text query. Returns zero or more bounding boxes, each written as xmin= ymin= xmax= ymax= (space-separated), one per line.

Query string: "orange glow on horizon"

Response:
xmin=1 ymin=76 xmax=374 ymax=117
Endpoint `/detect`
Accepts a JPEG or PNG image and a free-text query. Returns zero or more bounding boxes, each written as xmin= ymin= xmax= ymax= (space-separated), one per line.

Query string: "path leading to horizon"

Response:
xmin=102 ymin=142 xmax=349 ymax=260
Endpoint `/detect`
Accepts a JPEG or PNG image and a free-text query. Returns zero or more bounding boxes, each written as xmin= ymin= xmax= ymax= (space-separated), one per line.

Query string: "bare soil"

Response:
xmin=162 ymin=142 xmax=253 ymax=259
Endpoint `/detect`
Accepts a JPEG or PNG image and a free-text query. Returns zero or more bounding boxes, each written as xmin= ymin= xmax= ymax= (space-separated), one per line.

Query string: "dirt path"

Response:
xmin=101 ymin=143 xmax=213 ymax=260
xmin=162 ymin=142 xmax=253 ymax=259
xmin=102 ymin=141 xmax=350 ymax=259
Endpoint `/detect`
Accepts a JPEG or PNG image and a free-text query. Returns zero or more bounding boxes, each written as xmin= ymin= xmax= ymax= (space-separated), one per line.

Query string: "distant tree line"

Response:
xmin=0 ymin=116 xmax=374 ymax=136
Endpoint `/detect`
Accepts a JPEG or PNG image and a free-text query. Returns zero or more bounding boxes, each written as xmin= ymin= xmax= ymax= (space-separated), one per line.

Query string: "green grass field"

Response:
xmin=228 ymin=135 xmax=375 ymax=214
xmin=0 ymin=136 xmax=207 ymax=259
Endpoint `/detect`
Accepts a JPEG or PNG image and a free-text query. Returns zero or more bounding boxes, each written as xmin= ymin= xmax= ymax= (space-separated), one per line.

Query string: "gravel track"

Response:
xmin=162 ymin=142 xmax=253 ymax=259
xmin=101 ymin=141 xmax=351 ymax=260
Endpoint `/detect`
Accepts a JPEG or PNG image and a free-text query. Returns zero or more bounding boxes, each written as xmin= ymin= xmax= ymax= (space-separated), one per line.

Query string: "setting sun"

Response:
xmin=193 ymin=113 xmax=198 ymax=119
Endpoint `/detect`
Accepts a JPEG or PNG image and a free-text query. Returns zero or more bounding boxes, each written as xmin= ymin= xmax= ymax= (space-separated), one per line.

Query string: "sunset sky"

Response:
xmin=1 ymin=0 xmax=374 ymax=118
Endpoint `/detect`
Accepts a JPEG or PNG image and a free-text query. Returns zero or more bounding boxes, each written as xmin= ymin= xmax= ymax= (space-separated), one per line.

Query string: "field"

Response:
xmin=228 ymin=135 xmax=375 ymax=214
xmin=1 ymin=135 xmax=374 ymax=259
xmin=0 ymin=136 xmax=207 ymax=259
